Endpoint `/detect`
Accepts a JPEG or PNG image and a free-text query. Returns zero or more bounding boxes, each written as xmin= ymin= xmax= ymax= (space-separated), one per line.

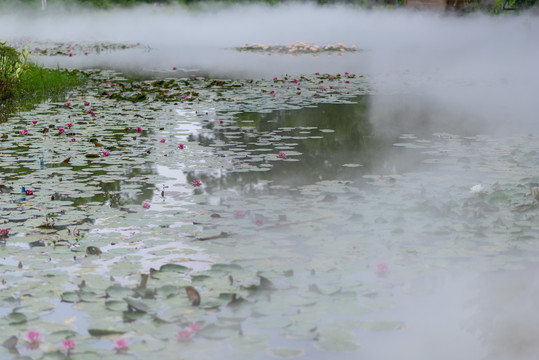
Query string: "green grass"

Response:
xmin=0 ymin=62 xmax=88 ymax=122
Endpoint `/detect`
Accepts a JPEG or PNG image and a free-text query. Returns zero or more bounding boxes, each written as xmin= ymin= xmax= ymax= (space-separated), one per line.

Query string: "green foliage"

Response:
xmin=0 ymin=42 xmax=27 ymax=101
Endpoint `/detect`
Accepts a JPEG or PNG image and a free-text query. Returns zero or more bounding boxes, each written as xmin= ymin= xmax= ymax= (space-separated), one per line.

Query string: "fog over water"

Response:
xmin=2 ymin=4 xmax=539 ymax=359
xmin=2 ymin=4 xmax=538 ymax=138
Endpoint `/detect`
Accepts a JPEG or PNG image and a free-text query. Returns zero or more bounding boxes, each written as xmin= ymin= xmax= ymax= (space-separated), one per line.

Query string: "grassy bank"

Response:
xmin=0 ymin=43 xmax=87 ymax=122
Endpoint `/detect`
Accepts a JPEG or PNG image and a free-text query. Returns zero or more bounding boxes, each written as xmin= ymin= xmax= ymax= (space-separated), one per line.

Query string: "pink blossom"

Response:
xmin=58 ymin=128 xmax=65 ymax=134
xmin=32 ymin=121 xmax=38 ymax=125
xmin=177 ymin=329 xmax=193 ymax=341
xmin=376 ymin=263 xmax=388 ymax=274
xmin=273 ymin=77 xmax=278 ymax=81
xmin=330 ymin=76 xmax=335 ymax=80
xmin=178 ymin=144 xmax=185 ymax=149
xmin=182 ymin=94 xmax=188 ymax=98
xmin=65 ymin=102 xmax=71 ymax=107
xmin=20 ymin=129 xmax=29 ymax=135
xmin=0 ymin=228 xmax=9 ymax=236
xmin=136 ymin=127 xmax=142 ymax=133
xmin=293 ymin=79 xmax=298 ymax=83
xmin=189 ymin=323 xmax=201 ymax=332
xmin=172 ymin=67 xmax=177 ymax=70
xmin=86 ymin=109 xmax=93 ymax=114
xmin=270 ymin=90 xmax=275 ymax=95
xmin=62 ymin=339 xmax=75 ymax=350
xmin=315 ymin=72 xmax=320 ymax=75
xmin=66 ymin=123 xmax=73 ymax=128
xmin=277 ymin=152 xmax=287 ymax=159
xmin=192 ymin=180 xmax=202 ymax=187
xmin=234 ymin=210 xmax=245 ymax=218
xmin=25 ymin=190 xmax=34 ymax=195
xmin=255 ymin=218 xmax=264 ymax=226
xmin=70 ymin=138 xmax=76 ymax=142
xmin=84 ymin=52 xmax=88 ymax=56
xmin=91 ymin=113 xmax=96 ymax=117
xmin=84 ymin=101 xmax=90 ymax=106
xmin=319 ymin=86 xmax=327 ymax=90
xmin=329 ymin=86 xmax=335 ymax=89
xmin=345 ymin=80 xmax=350 ymax=84
xmin=114 ymin=339 xmax=128 ymax=351
xmin=27 ymin=331 xmax=40 ymax=343
xmin=68 ymin=53 xmax=72 ymax=57
xmin=142 ymin=202 xmax=150 ymax=209
xmin=345 ymin=72 xmax=349 ymax=75
xmin=218 ymin=120 xmax=223 ymax=124
xmin=102 ymin=151 xmax=110 ymax=157
xmin=160 ymin=139 xmax=166 ymax=143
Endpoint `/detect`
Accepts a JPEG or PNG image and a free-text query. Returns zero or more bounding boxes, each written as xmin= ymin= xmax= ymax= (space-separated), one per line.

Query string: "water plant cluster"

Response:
xmin=235 ymin=42 xmax=360 ymax=57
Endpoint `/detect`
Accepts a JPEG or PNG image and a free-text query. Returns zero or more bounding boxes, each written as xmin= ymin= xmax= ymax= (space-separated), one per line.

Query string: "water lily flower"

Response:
xmin=102 ymin=151 xmax=110 ymax=156
xmin=68 ymin=53 xmax=72 ymax=57
xmin=172 ymin=67 xmax=177 ymax=70
xmin=90 ymin=113 xmax=96 ymax=117
xmin=319 ymin=86 xmax=327 ymax=90
xmin=277 ymin=152 xmax=286 ymax=159
xmin=270 ymin=90 xmax=275 ymax=95
xmin=20 ymin=129 xmax=29 ymax=135
xmin=84 ymin=52 xmax=88 ymax=56
xmin=234 ymin=210 xmax=245 ymax=218
xmin=345 ymin=80 xmax=350 ymax=84
xmin=114 ymin=339 xmax=128 ymax=352
xmin=142 ymin=202 xmax=150 ymax=209
xmin=178 ymin=144 xmax=185 ymax=149
xmin=65 ymin=102 xmax=71 ymax=107
xmin=25 ymin=190 xmax=34 ymax=195
xmin=255 ymin=218 xmax=264 ymax=226
xmin=58 ymin=128 xmax=65 ymax=134
xmin=160 ymin=139 xmax=166 ymax=143
xmin=315 ymin=72 xmax=320 ymax=75
xmin=84 ymin=101 xmax=90 ymax=106
xmin=377 ymin=263 xmax=388 ymax=273
xmin=27 ymin=331 xmax=40 ymax=343
xmin=345 ymin=72 xmax=349 ymax=75
xmin=273 ymin=77 xmax=278 ymax=81
xmin=0 ymin=228 xmax=9 ymax=239
xmin=189 ymin=322 xmax=201 ymax=332
xmin=62 ymin=339 xmax=75 ymax=349
xmin=218 ymin=120 xmax=223 ymax=124
xmin=66 ymin=123 xmax=73 ymax=128
xmin=192 ymin=180 xmax=202 ymax=187
xmin=86 ymin=109 xmax=92 ymax=114
xmin=136 ymin=127 xmax=142 ymax=133
xmin=70 ymin=138 xmax=76 ymax=142
xmin=329 ymin=86 xmax=335 ymax=89
xmin=182 ymin=94 xmax=188 ymax=98
xmin=177 ymin=329 xmax=193 ymax=341
xmin=32 ymin=121 xmax=38 ymax=125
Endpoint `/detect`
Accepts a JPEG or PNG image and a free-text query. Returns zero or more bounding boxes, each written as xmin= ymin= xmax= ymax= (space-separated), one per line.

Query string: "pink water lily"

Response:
xmin=234 ymin=210 xmax=245 ymax=218
xmin=319 ymin=86 xmax=327 ymax=90
xmin=376 ymin=263 xmax=388 ymax=275
xmin=178 ymin=144 xmax=185 ymax=149
xmin=25 ymin=190 xmax=34 ymax=195
xmin=90 ymin=113 xmax=96 ymax=117
xmin=70 ymin=138 xmax=76 ymax=142
xmin=189 ymin=322 xmax=201 ymax=332
xmin=114 ymin=339 xmax=128 ymax=351
xmin=345 ymin=80 xmax=350 ymax=84
xmin=192 ymin=179 xmax=202 ymax=187
xmin=32 ymin=120 xmax=38 ymax=125
xmin=84 ymin=52 xmax=88 ymax=56
xmin=64 ymin=102 xmax=71 ymax=107
xmin=160 ymin=139 xmax=166 ymax=143
xmin=84 ymin=101 xmax=90 ymax=106
xmin=102 ymin=151 xmax=110 ymax=156
xmin=27 ymin=331 xmax=40 ymax=343
xmin=86 ymin=109 xmax=92 ymax=114
xmin=58 ymin=128 xmax=65 ymax=134
xmin=277 ymin=152 xmax=287 ymax=159
xmin=270 ymin=90 xmax=275 ymax=95
xmin=62 ymin=339 xmax=75 ymax=350
xmin=136 ymin=127 xmax=142 ymax=133
xmin=255 ymin=218 xmax=264 ymax=226
xmin=20 ymin=129 xmax=29 ymax=135
xmin=142 ymin=202 xmax=150 ymax=209
xmin=0 ymin=228 xmax=9 ymax=238
xmin=172 ymin=67 xmax=177 ymax=70
xmin=66 ymin=123 xmax=73 ymax=128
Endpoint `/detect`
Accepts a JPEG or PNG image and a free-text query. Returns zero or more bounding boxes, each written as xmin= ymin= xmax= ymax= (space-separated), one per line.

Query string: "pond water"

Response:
xmin=1 ymin=4 xmax=539 ymax=360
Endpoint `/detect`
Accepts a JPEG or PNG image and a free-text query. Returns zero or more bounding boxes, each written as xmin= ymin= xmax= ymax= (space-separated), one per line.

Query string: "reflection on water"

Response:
xmin=189 ymin=96 xmax=431 ymax=195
